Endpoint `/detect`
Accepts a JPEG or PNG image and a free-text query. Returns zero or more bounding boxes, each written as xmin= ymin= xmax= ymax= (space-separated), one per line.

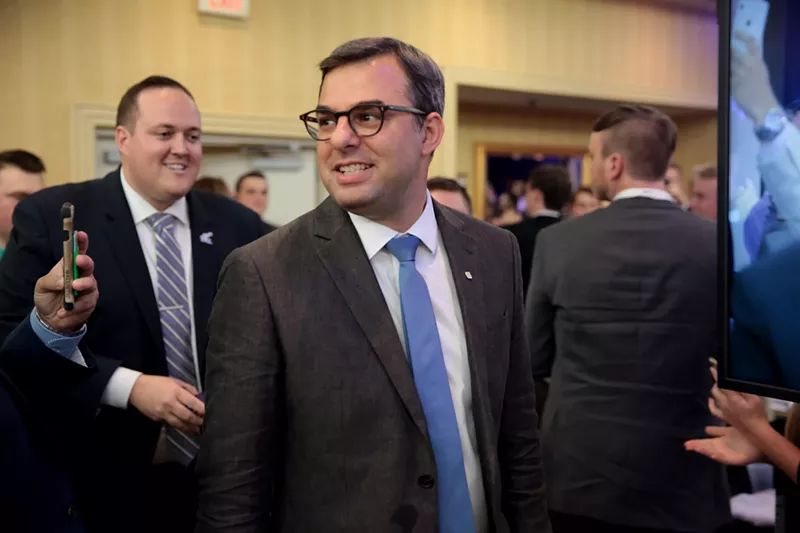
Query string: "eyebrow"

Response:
xmin=151 ymin=124 xmax=202 ymax=133
xmin=315 ymin=100 xmax=386 ymax=112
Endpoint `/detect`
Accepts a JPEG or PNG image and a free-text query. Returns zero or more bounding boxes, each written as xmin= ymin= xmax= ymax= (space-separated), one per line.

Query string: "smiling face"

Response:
xmin=116 ymin=87 xmax=202 ymax=210
xmin=316 ymin=54 xmax=443 ymax=230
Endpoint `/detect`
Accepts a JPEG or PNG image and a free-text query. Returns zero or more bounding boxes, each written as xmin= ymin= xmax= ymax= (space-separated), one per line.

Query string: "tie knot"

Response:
xmin=147 ymin=212 xmax=177 ymax=234
xmin=386 ymin=235 xmax=421 ymax=263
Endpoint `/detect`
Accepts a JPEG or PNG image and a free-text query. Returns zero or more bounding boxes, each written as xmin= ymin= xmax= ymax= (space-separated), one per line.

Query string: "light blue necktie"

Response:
xmin=147 ymin=213 xmax=199 ymax=465
xmin=385 ymin=235 xmax=476 ymax=533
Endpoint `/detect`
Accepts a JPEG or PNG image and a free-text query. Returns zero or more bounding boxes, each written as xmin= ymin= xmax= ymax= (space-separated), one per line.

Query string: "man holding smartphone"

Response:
xmin=0 ymin=76 xmax=267 ymax=533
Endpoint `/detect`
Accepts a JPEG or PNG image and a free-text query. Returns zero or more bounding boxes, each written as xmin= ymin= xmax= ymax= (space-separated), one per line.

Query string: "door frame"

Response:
xmin=472 ymin=142 xmax=587 ymax=220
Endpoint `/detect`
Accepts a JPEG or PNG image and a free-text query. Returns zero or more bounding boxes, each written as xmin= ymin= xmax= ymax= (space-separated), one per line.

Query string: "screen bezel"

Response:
xmin=717 ymin=0 xmax=800 ymax=403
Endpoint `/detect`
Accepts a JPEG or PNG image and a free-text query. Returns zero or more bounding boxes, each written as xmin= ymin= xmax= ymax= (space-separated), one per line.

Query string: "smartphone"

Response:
xmin=61 ymin=202 xmax=78 ymax=311
xmin=732 ymin=0 xmax=770 ymax=56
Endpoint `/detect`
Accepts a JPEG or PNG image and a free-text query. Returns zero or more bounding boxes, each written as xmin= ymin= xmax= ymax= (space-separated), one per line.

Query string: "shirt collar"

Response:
xmin=120 ymin=169 xmax=189 ymax=227
xmin=348 ymin=191 xmax=439 ymax=260
xmin=613 ymin=187 xmax=674 ymax=203
xmin=531 ymin=209 xmax=561 ymax=218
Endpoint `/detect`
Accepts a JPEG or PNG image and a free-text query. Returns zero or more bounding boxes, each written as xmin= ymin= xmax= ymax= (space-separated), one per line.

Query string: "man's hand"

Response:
xmin=129 ymin=375 xmax=205 ymax=434
xmin=34 ymin=230 xmax=98 ymax=333
xmin=731 ymin=30 xmax=780 ymax=125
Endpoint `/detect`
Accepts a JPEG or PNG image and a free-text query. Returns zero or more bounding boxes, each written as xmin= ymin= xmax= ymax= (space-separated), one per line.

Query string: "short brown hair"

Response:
xmin=235 ymin=170 xmax=266 ymax=193
xmin=116 ymin=75 xmax=195 ymax=130
xmin=528 ymin=164 xmax=573 ymax=211
xmin=193 ymin=176 xmax=230 ymax=195
xmin=592 ymin=104 xmax=677 ymax=181
xmin=319 ymin=37 xmax=445 ymax=125
xmin=0 ymin=150 xmax=46 ymax=174
xmin=693 ymin=163 xmax=718 ymax=180
xmin=427 ymin=177 xmax=472 ymax=213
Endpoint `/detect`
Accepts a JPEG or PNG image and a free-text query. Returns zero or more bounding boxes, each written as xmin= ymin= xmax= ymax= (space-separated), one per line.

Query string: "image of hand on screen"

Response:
xmin=733 ymin=31 xmax=800 ymax=261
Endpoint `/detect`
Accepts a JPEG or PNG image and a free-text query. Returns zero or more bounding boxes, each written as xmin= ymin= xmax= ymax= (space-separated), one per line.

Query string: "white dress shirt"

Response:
xmin=759 ymin=123 xmax=800 ymax=237
xmin=100 ymin=171 xmax=201 ymax=409
xmin=348 ymin=193 xmax=487 ymax=533
xmin=530 ymin=208 xmax=562 ymax=218
xmin=613 ymin=187 xmax=675 ymax=203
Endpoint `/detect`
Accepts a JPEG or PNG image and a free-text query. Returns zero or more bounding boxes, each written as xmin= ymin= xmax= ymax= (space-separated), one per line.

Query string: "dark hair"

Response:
xmin=0 ymin=150 xmax=46 ymax=174
xmin=319 ymin=37 xmax=445 ymax=126
xmin=235 ymin=170 xmax=266 ymax=193
xmin=528 ymin=164 xmax=573 ymax=211
xmin=592 ymin=104 xmax=677 ymax=181
xmin=116 ymin=75 xmax=195 ymax=130
xmin=193 ymin=176 xmax=230 ymax=195
xmin=427 ymin=177 xmax=472 ymax=213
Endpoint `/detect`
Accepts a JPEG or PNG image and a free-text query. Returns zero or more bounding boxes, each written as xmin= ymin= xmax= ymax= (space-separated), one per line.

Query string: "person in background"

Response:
xmin=427 ymin=176 xmax=472 ymax=215
xmin=685 ymin=367 xmax=800 ymax=532
xmin=526 ymin=104 xmax=731 ymax=533
xmin=0 ymin=75 xmax=267 ymax=533
xmin=196 ymin=36 xmax=550 ymax=533
xmin=688 ymin=163 xmax=718 ymax=221
xmin=569 ymin=186 xmax=600 ymax=217
xmin=666 ymin=162 xmax=689 ymax=208
xmin=506 ymin=164 xmax=572 ymax=296
xmin=193 ymin=176 xmax=232 ymax=197
xmin=235 ymin=170 xmax=277 ymax=232
xmin=0 ymin=150 xmax=45 ymax=260
xmin=1 ymin=231 xmax=98 ymax=533
xmin=491 ymin=191 xmax=522 ymax=226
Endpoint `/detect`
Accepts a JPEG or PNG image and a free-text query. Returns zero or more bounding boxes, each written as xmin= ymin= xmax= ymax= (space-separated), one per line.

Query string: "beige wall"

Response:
xmin=673 ymin=115 xmax=719 ymax=177
xmin=0 ymin=0 xmax=718 ymax=186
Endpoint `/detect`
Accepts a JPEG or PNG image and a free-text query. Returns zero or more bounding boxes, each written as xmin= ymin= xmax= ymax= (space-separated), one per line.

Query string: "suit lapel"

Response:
xmin=187 ymin=192 xmax=216 ymax=382
xmin=101 ymin=171 xmax=162 ymax=354
xmin=313 ymin=199 xmax=429 ymax=438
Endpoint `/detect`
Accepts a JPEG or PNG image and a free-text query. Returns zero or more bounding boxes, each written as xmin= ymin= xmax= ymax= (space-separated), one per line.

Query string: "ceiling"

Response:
xmin=457 ymin=85 xmax=715 ymax=118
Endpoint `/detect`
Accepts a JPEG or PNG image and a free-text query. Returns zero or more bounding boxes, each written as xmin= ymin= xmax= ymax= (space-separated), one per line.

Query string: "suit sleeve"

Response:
xmin=498 ymin=232 xmax=552 ymax=533
xmin=196 ymin=247 xmax=281 ymax=533
xmin=525 ymin=232 xmax=556 ymax=380
xmin=0 ymin=196 xmax=122 ymax=409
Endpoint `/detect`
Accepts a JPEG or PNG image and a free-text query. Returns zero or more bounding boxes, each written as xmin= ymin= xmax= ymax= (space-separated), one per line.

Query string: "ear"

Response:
xmin=420 ymin=113 xmax=445 ymax=158
xmin=606 ymin=153 xmax=624 ymax=182
xmin=115 ymin=125 xmax=132 ymax=156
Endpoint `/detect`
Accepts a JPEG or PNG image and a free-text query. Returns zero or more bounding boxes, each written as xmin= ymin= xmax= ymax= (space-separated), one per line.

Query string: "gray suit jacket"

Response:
xmin=525 ymin=197 xmax=731 ymax=532
xmin=196 ymin=197 xmax=550 ymax=533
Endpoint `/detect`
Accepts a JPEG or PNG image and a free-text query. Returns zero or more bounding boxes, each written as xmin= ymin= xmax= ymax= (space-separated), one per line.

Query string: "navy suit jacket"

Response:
xmin=0 ymin=317 xmax=99 ymax=533
xmin=729 ymin=241 xmax=800 ymax=390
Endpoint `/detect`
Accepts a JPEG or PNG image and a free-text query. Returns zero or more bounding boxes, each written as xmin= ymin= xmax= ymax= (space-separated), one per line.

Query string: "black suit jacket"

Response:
xmin=504 ymin=216 xmax=561 ymax=298
xmin=525 ymin=198 xmax=731 ymax=532
xmin=0 ymin=317 xmax=100 ymax=533
xmin=196 ymin=199 xmax=550 ymax=533
xmin=0 ymin=170 xmax=266 ymax=530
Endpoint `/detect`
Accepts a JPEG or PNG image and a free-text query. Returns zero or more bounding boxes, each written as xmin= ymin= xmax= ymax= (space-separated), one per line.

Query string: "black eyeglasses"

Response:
xmin=299 ymin=103 xmax=428 ymax=141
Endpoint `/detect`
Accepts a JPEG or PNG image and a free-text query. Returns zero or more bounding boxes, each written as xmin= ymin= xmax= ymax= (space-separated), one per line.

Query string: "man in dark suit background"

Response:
xmin=525 ymin=105 xmax=731 ymax=533
xmin=505 ymin=164 xmax=572 ymax=297
xmin=196 ymin=37 xmax=550 ymax=533
xmin=1 ymin=230 xmax=98 ymax=533
xmin=0 ymin=76 xmax=266 ymax=533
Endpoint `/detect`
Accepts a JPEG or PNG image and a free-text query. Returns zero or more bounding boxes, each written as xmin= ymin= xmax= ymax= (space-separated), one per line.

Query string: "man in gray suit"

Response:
xmin=196 ymin=37 xmax=550 ymax=533
xmin=525 ymin=105 xmax=731 ymax=533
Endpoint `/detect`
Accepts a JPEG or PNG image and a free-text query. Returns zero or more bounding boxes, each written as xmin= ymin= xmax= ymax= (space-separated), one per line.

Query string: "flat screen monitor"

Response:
xmin=720 ymin=0 xmax=800 ymax=401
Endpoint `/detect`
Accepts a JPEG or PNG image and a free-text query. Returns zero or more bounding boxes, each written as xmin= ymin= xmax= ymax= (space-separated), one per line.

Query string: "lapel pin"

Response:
xmin=200 ymin=232 xmax=214 ymax=245
xmin=465 ymin=271 xmax=473 ymax=280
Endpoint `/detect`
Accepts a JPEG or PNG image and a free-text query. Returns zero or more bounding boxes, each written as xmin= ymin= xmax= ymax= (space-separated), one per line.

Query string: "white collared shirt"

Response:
xmin=759 ymin=123 xmax=800 ymax=237
xmin=100 ymin=171 xmax=200 ymax=409
xmin=613 ymin=187 xmax=675 ymax=203
xmin=531 ymin=208 xmax=562 ymax=218
xmin=348 ymin=193 xmax=487 ymax=533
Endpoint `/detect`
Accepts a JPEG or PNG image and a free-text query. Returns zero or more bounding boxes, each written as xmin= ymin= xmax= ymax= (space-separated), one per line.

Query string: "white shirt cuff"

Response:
xmin=101 ymin=367 xmax=143 ymax=409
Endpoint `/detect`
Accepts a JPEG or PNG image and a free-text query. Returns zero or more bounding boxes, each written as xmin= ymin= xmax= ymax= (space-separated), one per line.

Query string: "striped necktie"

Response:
xmin=146 ymin=212 xmax=199 ymax=465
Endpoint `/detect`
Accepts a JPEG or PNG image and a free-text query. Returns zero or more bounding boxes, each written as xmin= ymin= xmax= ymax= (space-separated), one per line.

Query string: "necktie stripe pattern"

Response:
xmin=385 ymin=235 xmax=476 ymax=533
xmin=146 ymin=213 xmax=199 ymax=465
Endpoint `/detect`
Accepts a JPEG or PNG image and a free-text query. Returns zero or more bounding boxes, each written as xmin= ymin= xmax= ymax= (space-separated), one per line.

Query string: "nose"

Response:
xmin=328 ymin=115 xmax=360 ymax=151
xmin=171 ymin=134 xmax=189 ymax=155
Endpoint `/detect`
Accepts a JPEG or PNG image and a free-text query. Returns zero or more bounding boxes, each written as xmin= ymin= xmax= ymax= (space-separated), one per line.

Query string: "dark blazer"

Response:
xmin=504 ymin=215 xmax=561 ymax=298
xmin=0 ymin=170 xmax=266 ymax=531
xmin=0 ymin=317 xmax=100 ymax=533
xmin=729 ymin=241 xmax=800 ymax=390
xmin=525 ymin=198 xmax=731 ymax=532
xmin=196 ymin=198 xmax=550 ymax=533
